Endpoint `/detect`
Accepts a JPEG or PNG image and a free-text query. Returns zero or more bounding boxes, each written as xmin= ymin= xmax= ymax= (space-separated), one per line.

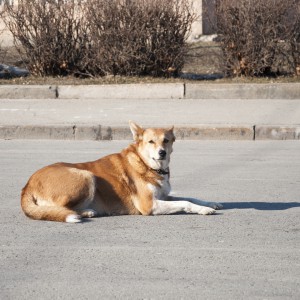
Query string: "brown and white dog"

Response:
xmin=21 ymin=121 xmax=222 ymax=223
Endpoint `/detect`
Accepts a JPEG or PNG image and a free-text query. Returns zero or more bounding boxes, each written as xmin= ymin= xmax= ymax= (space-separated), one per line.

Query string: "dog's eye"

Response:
xmin=163 ymin=138 xmax=169 ymax=144
xmin=148 ymin=140 xmax=155 ymax=144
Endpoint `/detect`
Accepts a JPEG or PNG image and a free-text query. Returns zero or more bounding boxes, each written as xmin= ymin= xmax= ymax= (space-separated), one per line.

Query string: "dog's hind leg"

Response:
xmin=21 ymin=165 xmax=96 ymax=223
xmin=21 ymin=190 xmax=82 ymax=223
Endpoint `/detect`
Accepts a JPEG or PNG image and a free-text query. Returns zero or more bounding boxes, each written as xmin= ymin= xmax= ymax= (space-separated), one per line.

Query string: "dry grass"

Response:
xmin=1 ymin=42 xmax=300 ymax=85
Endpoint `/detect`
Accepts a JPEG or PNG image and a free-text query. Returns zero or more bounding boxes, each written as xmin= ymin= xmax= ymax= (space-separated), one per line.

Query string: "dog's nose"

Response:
xmin=159 ymin=149 xmax=167 ymax=159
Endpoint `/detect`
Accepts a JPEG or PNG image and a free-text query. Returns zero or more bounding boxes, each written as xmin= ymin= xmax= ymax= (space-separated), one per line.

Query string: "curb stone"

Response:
xmin=57 ymin=84 xmax=184 ymax=99
xmin=174 ymin=126 xmax=253 ymax=140
xmin=255 ymin=126 xmax=300 ymax=140
xmin=1 ymin=125 xmax=253 ymax=140
xmin=74 ymin=125 xmax=131 ymax=140
xmin=185 ymin=83 xmax=300 ymax=99
xmin=0 ymin=85 xmax=57 ymax=99
xmin=1 ymin=125 xmax=300 ymax=140
xmin=0 ymin=83 xmax=300 ymax=99
xmin=0 ymin=125 xmax=74 ymax=140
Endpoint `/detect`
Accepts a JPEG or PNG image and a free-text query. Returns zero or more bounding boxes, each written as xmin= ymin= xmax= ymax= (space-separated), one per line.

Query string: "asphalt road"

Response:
xmin=0 ymin=140 xmax=299 ymax=299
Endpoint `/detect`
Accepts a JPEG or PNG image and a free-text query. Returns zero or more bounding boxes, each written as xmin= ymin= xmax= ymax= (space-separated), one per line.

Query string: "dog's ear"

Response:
xmin=129 ymin=121 xmax=144 ymax=141
xmin=167 ymin=126 xmax=176 ymax=142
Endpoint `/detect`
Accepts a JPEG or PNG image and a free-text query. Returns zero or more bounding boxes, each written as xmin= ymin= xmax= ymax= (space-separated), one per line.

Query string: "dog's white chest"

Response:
xmin=147 ymin=176 xmax=171 ymax=200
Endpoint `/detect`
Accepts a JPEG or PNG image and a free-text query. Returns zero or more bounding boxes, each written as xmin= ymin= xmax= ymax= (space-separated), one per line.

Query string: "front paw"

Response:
xmin=198 ymin=207 xmax=216 ymax=215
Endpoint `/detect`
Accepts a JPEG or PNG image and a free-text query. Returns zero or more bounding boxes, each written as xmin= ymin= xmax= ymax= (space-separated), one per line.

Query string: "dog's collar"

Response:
xmin=153 ymin=168 xmax=170 ymax=175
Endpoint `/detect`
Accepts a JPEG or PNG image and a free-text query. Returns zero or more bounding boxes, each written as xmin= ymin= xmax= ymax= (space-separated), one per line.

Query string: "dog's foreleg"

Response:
xmin=151 ymin=199 xmax=216 ymax=215
xmin=168 ymin=196 xmax=223 ymax=210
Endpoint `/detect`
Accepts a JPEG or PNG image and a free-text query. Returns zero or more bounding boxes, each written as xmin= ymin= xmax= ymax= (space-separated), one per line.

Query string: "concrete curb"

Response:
xmin=57 ymin=84 xmax=184 ymax=99
xmin=1 ymin=83 xmax=300 ymax=99
xmin=1 ymin=124 xmax=300 ymax=140
xmin=255 ymin=126 xmax=300 ymax=140
xmin=0 ymin=85 xmax=57 ymax=99
xmin=1 ymin=83 xmax=299 ymax=140
xmin=185 ymin=83 xmax=300 ymax=99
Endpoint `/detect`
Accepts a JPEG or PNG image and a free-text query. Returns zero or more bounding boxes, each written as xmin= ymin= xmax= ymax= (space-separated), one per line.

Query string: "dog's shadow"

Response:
xmin=221 ymin=201 xmax=300 ymax=211
xmin=170 ymin=196 xmax=300 ymax=212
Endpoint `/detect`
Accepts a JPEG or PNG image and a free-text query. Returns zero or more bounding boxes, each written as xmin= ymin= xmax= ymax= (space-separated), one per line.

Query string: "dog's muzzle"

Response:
xmin=158 ymin=149 xmax=167 ymax=160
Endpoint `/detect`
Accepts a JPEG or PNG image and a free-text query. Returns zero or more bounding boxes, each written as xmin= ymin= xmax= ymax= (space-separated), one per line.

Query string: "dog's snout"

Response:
xmin=159 ymin=149 xmax=167 ymax=159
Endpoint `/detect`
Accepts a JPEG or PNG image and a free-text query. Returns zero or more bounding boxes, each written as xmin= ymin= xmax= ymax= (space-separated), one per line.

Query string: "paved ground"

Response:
xmin=1 ymin=96 xmax=300 ymax=140
xmin=0 ymin=140 xmax=299 ymax=299
xmin=1 ymin=98 xmax=300 ymax=127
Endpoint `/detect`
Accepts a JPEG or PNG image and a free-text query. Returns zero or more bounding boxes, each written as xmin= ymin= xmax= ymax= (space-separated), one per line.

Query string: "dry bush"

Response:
xmin=0 ymin=5 xmax=4 ymax=45
xmin=4 ymin=0 xmax=195 ymax=77
xmin=4 ymin=0 xmax=91 ymax=76
xmin=290 ymin=3 xmax=300 ymax=75
xmin=216 ymin=0 xmax=300 ymax=77
xmin=85 ymin=0 xmax=195 ymax=77
xmin=0 ymin=6 xmax=6 ymax=63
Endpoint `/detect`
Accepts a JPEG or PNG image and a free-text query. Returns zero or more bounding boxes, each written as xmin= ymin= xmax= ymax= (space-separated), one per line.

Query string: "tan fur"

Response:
xmin=21 ymin=122 xmax=174 ymax=222
xmin=21 ymin=121 xmax=222 ymax=223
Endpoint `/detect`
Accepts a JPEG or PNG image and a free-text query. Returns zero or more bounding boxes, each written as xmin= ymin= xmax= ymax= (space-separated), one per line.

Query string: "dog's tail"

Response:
xmin=21 ymin=185 xmax=81 ymax=223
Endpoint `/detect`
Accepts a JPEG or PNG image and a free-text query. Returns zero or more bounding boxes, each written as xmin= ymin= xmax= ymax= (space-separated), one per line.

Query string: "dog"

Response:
xmin=21 ymin=121 xmax=222 ymax=223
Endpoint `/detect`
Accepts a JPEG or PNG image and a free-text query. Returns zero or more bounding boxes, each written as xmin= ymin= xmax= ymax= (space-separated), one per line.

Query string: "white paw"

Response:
xmin=81 ymin=209 xmax=97 ymax=218
xmin=66 ymin=214 xmax=82 ymax=223
xmin=209 ymin=202 xmax=223 ymax=210
xmin=198 ymin=207 xmax=216 ymax=215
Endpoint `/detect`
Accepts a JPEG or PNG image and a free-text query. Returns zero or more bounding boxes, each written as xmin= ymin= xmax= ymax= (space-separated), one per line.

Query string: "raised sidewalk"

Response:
xmin=1 ymin=83 xmax=300 ymax=140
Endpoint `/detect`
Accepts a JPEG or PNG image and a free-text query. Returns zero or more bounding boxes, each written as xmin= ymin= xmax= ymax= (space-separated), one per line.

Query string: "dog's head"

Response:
xmin=129 ymin=121 xmax=175 ymax=171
